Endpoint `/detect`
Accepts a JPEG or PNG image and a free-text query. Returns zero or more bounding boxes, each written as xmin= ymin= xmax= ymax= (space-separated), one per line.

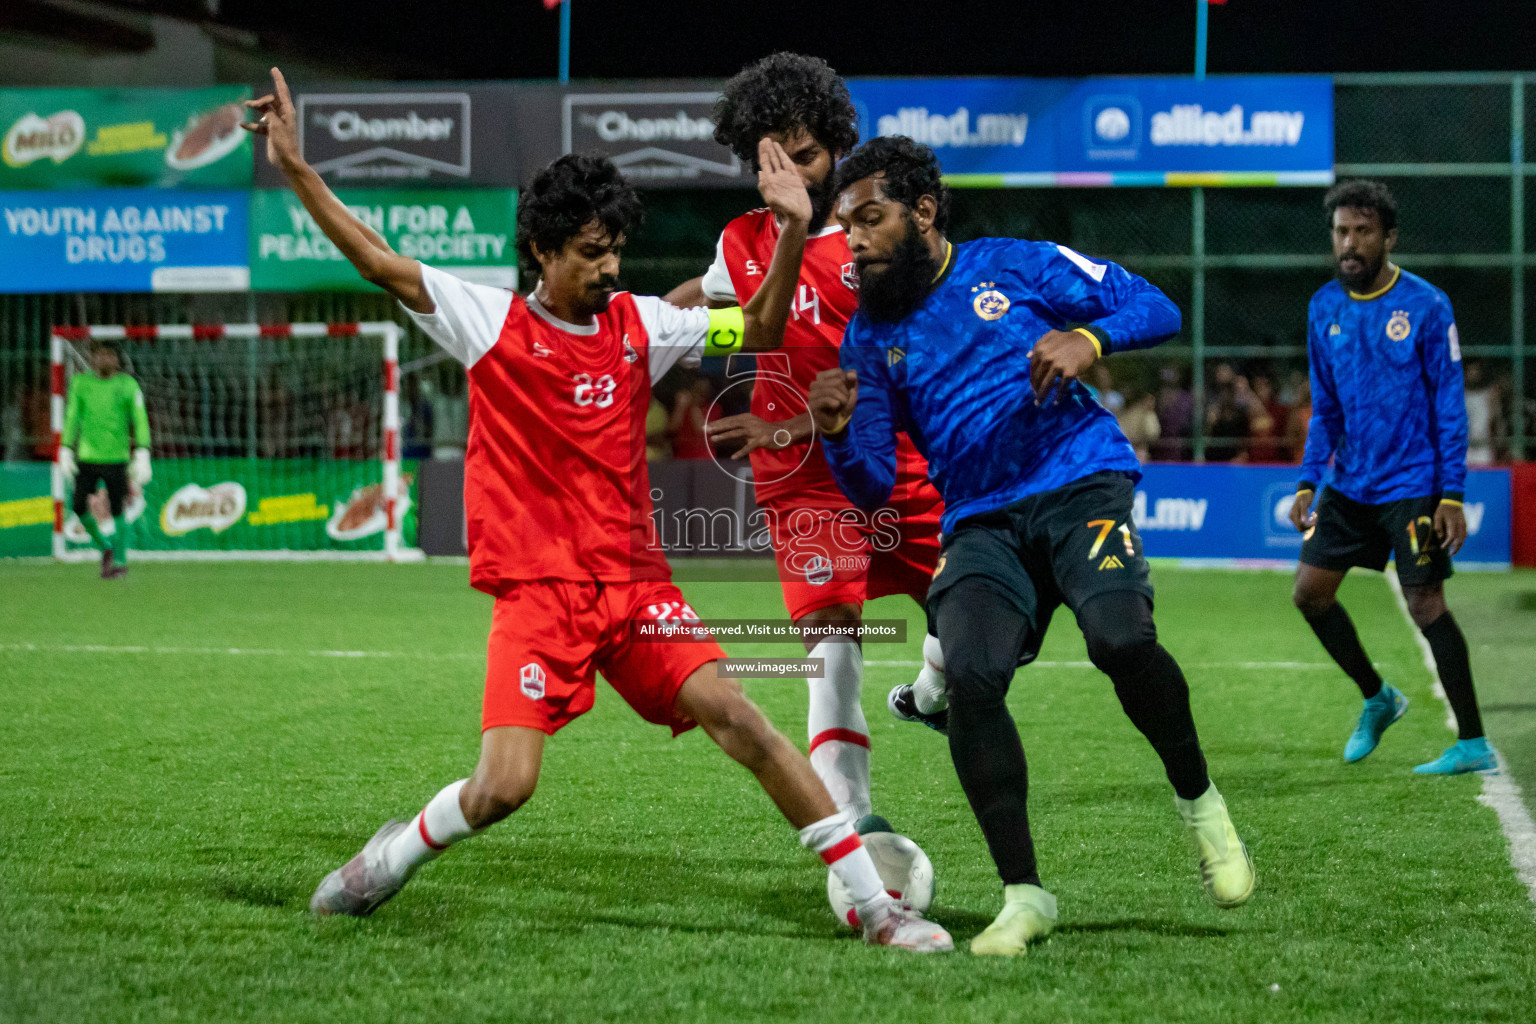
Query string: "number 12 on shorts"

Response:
xmin=1087 ymin=519 xmax=1136 ymax=571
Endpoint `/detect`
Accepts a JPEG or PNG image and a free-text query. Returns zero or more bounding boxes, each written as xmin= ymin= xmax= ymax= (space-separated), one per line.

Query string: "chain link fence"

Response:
xmin=2 ymin=74 xmax=1531 ymax=465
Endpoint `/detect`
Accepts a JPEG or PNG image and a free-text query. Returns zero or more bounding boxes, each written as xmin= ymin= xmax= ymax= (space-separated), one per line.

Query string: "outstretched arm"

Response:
xmin=244 ymin=68 xmax=430 ymax=313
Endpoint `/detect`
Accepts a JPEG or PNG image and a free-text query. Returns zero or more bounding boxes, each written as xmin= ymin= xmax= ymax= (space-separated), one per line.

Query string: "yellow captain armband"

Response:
xmin=705 ymin=306 xmax=746 ymax=356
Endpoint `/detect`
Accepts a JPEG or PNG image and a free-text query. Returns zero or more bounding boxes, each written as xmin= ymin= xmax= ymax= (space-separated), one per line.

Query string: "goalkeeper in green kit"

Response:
xmin=60 ymin=340 xmax=152 ymax=579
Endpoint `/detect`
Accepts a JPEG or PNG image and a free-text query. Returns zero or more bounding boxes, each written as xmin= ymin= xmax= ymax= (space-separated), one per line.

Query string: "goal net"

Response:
xmin=51 ymin=322 xmax=416 ymax=561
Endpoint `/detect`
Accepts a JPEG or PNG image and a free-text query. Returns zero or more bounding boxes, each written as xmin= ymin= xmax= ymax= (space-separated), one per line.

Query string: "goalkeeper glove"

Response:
xmin=59 ymin=447 xmax=77 ymax=480
xmin=130 ymin=447 xmax=152 ymax=486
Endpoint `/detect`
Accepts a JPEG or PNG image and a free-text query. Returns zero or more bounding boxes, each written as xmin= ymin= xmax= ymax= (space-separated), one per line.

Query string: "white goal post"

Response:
xmin=50 ymin=321 xmax=417 ymax=562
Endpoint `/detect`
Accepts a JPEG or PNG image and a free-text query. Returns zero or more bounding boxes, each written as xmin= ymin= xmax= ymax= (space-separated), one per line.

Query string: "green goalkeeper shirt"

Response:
xmin=63 ymin=372 xmax=150 ymax=464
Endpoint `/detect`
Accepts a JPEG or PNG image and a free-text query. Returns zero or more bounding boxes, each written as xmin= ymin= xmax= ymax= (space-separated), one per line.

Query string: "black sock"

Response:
xmin=1110 ymin=644 xmax=1212 ymax=801
xmin=1305 ymin=602 xmax=1383 ymax=699
xmin=948 ymin=701 xmax=1040 ymax=887
xmin=1079 ymin=592 xmax=1211 ymax=801
xmin=1421 ymin=612 xmax=1484 ymax=741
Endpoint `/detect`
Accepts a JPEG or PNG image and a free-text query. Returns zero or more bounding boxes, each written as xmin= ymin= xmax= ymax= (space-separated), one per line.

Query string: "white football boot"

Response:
xmin=861 ymin=897 xmax=954 ymax=952
xmin=310 ymin=819 xmax=413 ymax=916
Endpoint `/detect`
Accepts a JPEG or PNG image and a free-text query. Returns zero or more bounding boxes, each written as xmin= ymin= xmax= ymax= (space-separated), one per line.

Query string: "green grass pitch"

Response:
xmin=2 ymin=561 xmax=1534 ymax=1023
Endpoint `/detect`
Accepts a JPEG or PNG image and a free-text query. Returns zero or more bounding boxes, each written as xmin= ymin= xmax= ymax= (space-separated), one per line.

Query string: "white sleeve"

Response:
xmin=400 ymin=262 xmax=513 ymax=368
xmin=633 ymin=294 xmax=708 ymax=382
xmin=700 ymin=231 xmax=738 ymax=303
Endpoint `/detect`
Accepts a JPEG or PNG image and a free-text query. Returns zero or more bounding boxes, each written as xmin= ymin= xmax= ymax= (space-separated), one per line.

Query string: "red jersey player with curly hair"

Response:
xmin=245 ymin=66 xmax=949 ymax=952
xmin=668 ymin=54 xmax=950 ymax=840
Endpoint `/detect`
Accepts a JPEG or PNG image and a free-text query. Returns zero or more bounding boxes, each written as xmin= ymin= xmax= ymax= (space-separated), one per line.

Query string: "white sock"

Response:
xmin=382 ymin=778 xmax=482 ymax=877
xmin=799 ymin=809 xmax=889 ymax=918
xmin=806 ymin=639 xmax=872 ymax=820
xmin=913 ymin=633 xmax=949 ymax=714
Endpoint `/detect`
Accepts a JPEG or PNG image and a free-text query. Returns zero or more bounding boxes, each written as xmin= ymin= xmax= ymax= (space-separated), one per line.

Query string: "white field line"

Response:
xmin=0 ymin=642 xmax=479 ymax=661
xmin=1386 ymin=574 xmax=1536 ymax=911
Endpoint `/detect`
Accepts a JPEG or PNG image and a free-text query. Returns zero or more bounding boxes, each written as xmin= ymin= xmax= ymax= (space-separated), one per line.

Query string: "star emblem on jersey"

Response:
xmin=841 ymin=261 xmax=859 ymax=290
xmin=1386 ymin=310 xmax=1412 ymax=341
xmin=971 ymin=282 xmax=1010 ymax=321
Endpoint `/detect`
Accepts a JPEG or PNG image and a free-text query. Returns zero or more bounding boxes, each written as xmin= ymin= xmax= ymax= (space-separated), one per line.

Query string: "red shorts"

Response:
xmin=765 ymin=490 xmax=945 ymax=621
xmin=483 ymin=579 xmax=725 ymax=736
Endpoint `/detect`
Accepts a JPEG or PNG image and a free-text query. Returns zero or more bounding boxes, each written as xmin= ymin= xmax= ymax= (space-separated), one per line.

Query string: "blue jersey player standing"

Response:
xmin=808 ymin=137 xmax=1255 ymax=957
xmin=1289 ymin=180 xmax=1497 ymax=776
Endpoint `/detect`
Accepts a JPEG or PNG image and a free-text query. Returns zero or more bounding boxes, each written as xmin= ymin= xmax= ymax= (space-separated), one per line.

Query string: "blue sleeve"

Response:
xmin=1421 ymin=296 xmax=1467 ymax=499
xmin=1298 ymin=301 xmax=1343 ymax=491
xmin=1029 ymin=242 xmax=1182 ymax=354
xmin=821 ymin=328 xmax=898 ymax=511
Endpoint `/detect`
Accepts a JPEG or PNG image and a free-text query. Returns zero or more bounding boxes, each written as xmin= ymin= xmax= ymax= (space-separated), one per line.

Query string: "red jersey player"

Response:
xmin=245 ymin=67 xmax=949 ymax=952
xmin=667 ymin=55 xmax=951 ymax=835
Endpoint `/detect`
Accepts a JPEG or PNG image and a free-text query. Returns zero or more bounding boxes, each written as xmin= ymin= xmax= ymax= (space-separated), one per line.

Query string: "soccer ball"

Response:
xmin=827 ymin=829 xmax=935 ymax=928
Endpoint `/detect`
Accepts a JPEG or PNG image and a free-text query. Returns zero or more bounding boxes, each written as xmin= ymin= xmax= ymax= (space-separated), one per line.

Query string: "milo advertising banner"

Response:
xmin=0 ymin=86 xmax=252 ymax=189
xmin=250 ymin=188 xmax=517 ymax=290
xmin=56 ymin=459 xmax=418 ymax=556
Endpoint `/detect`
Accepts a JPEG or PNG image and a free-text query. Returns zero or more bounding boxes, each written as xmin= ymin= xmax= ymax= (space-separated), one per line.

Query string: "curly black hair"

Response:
xmin=516 ymin=153 xmax=643 ymax=272
xmin=834 ymin=135 xmax=951 ymax=232
xmin=712 ymin=52 xmax=859 ymax=168
xmin=1324 ymin=179 xmax=1397 ymax=233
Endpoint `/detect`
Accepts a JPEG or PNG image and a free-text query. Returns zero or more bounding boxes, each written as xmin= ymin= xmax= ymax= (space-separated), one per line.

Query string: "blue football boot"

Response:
xmin=1413 ymin=737 xmax=1500 ymax=775
xmin=1343 ymin=684 xmax=1408 ymax=763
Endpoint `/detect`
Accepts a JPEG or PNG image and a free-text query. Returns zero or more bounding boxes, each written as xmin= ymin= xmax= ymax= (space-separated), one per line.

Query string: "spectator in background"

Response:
xmin=25 ymin=385 xmax=53 ymax=461
xmin=3 ymin=385 xmax=27 ymax=461
xmin=1205 ymin=363 xmax=1272 ymax=463
xmin=1284 ymin=379 xmax=1312 ymax=462
xmin=1153 ymin=365 xmax=1193 ymax=461
xmin=430 ymin=366 xmax=469 ymax=460
xmin=401 ymin=375 xmax=434 ymax=461
xmin=1085 ymin=363 xmax=1124 ymax=414
xmin=1464 ymin=360 xmax=1493 ymax=465
xmin=646 ymin=396 xmax=671 ymax=462
xmin=1118 ymin=390 xmax=1161 ymax=462
xmin=1247 ymin=374 xmax=1289 ymax=463
xmin=669 ymin=374 xmax=721 ymax=460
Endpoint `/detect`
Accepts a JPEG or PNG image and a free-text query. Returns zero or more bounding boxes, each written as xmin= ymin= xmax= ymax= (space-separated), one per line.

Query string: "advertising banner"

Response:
xmin=1134 ymin=464 xmax=1510 ymax=568
xmin=251 ymin=83 xmax=521 ymax=188
xmin=0 ymin=189 xmax=249 ymax=292
xmin=0 ymin=86 xmax=251 ymax=189
xmin=848 ymin=75 xmax=1334 ymax=186
xmin=559 ymin=83 xmax=747 ymax=186
xmin=250 ymin=188 xmax=517 ymax=290
xmin=0 ymin=463 xmax=51 ymax=558
xmin=60 ymin=458 xmax=418 ymax=554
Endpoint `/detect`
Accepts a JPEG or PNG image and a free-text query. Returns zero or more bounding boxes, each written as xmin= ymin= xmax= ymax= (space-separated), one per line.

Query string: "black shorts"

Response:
xmin=73 ymin=461 xmax=129 ymax=517
xmin=1298 ymin=486 xmax=1452 ymax=586
xmin=926 ymin=471 xmax=1154 ymax=666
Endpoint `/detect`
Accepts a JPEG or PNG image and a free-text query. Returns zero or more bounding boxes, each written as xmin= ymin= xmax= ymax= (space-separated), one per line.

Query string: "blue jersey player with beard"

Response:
xmin=1288 ymin=180 xmax=1497 ymax=776
xmin=807 ymin=137 xmax=1255 ymax=957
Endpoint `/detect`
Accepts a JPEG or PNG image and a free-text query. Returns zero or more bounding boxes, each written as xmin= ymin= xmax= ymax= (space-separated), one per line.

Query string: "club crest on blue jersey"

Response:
xmin=1329 ymin=324 xmax=1341 ymax=335
xmin=1386 ymin=310 xmax=1412 ymax=341
xmin=971 ymin=282 xmax=1009 ymax=321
